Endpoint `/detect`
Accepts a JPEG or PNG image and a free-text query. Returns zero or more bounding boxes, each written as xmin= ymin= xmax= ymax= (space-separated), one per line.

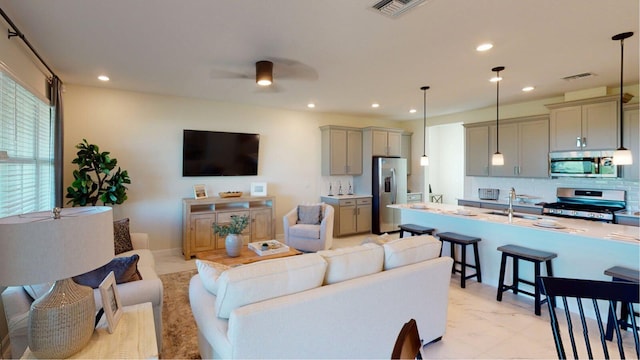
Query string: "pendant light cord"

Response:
xmin=619 ymin=36 xmax=625 ymax=147
xmin=496 ymin=70 xmax=500 ymax=153
xmin=421 ymin=86 xmax=429 ymax=157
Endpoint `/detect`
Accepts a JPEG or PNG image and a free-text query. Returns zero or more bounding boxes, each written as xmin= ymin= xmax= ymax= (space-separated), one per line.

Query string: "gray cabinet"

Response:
xmin=321 ymin=196 xmax=372 ymax=237
xmin=320 ymin=126 xmax=362 ymax=175
xmin=464 ymin=125 xmax=489 ymax=176
xmin=547 ymin=95 xmax=625 ymax=151
xmin=622 ymin=104 xmax=639 ymax=180
xmin=401 ymin=132 xmax=413 ymax=174
xmin=489 ymin=115 xmax=549 ymax=178
xmin=364 ymin=127 xmax=403 ymax=157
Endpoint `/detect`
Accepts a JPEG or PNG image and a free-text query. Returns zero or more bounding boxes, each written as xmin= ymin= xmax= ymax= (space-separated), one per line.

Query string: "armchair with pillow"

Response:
xmin=1 ymin=219 xmax=163 ymax=358
xmin=283 ymin=203 xmax=334 ymax=252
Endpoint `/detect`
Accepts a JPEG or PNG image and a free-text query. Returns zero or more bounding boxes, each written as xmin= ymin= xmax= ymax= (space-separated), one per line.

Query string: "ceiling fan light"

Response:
xmin=420 ymin=155 xmax=429 ymax=166
xmin=613 ymin=148 xmax=633 ymax=165
xmin=492 ymin=152 xmax=504 ymax=166
xmin=256 ymin=60 xmax=273 ymax=86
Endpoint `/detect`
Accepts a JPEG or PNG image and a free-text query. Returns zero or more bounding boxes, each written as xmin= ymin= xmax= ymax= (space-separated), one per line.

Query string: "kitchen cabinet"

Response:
xmin=182 ymin=196 xmax=276 ymax=259
xmin=547 ymin=94 xmax=630 ymax=151
xmin=464 ymin=124 xmax=490 ymax=176
xmin=401 ymin=131 xmax=413 ymax=174
xmin=320 ymin=126 xmax=363 ymax=175
xmin=363 ymin=127 xmax=403 ymax=157
xmin=622 ymin=104 xmax=639 ymax=180
xmin=489 ymin=115 xmax=549 ymax=178
xmin=321 ymin=196 xmax=372 ymax=237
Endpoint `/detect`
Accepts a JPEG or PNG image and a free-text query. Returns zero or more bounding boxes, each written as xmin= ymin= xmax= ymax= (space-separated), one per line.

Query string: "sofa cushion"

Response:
xmin=73 ymin=254 xmax=142 ymax=288
xmin=289 ymin=224 xmax=321 ymax=239
xmin=317 ymin=243 xmax=383 ymax=284
xmin=383 ymin=235 xmax=441 ymax=270
xmin=297 ymin=205 xmax=322 ymax=225
xmin=196 ymin=260 xmax=230 ymax=295
xmin=113 ymin=218 xmax=134 ymax=255
xmin=215 ymin=253 xmax=327 ymax=319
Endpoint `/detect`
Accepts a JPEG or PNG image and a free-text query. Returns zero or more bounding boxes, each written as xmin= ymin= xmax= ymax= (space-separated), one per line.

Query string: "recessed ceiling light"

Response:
xmin=98 ymin=75 xmax=110 ymax=82
xmin=476 ymin=43 xmax=493 ymax=52
xmin=409 ymin=109 xmax=417 ymax=113
xmin=307 ymin=103 xmax=316 ymax=108
xmin=371 ymin=103 xmax=380 ymax=108
xmin=490 ymin=76 xmax=502 ymax=82
xmin=522 ymin=86 xmax=535 ymax=92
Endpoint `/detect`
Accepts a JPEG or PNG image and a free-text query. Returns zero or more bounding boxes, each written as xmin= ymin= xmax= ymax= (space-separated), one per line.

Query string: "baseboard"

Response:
xmin=152 ymin=247 xmax=182 ymax=257
xmin=1 ymin=333 xmax=10 ymax=359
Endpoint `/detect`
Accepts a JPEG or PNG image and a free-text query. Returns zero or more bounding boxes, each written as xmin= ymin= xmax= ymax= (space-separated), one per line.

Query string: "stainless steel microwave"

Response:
xmin=549 ymin=151 xmax=618 ymax=178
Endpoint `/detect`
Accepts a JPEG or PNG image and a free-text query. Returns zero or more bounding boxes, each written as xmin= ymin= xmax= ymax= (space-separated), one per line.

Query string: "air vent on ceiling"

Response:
xmin=562 ymin=72 xmax=595 ymax=81
xmin=372 ymin=0 xmax=427 ymax=17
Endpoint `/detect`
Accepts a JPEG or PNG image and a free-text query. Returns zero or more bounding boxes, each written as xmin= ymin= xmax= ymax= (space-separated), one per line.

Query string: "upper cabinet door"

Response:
xmin=581 ymin=101 xmax=617 ymax=150
xmin=622 ymin=105 xmax=639 ymax=180
xmin=346 ymin=130 xmax=363 ymax=175
xmin=387 ymin=131 xmax=402 ymax=156
xmin=549 ymin=105 xmax=582 ymax=151
xmin=371 ymin=130 xmax=389 ymax=156
xmin=489 ymin=123 xmax=518 ymax=177
xmin=518 ymin=118 xmax=549 ymax=178
xmin=465 ymin=125 xmax=489 ymax=176
xmin=329 ymin=128 xmax=348 ymax=175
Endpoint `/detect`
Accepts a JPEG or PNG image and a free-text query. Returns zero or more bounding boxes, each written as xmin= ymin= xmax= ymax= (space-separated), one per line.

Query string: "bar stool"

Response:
xmin=604 ymin=266 xmax=640 ymax=341
xmin=398 ymin=224 xmax=435 ymax=238
xmin=496 ymin=244 xmax=557 ymax=315
xmin=437 ymin=232 xmax=482 ymax=288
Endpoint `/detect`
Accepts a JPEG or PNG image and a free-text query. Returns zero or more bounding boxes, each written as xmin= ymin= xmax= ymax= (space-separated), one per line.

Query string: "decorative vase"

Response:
xmin=225 ymin=234 xmax=243 ymax=257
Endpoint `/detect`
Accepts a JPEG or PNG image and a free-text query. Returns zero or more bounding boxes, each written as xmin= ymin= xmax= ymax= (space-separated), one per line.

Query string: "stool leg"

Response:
xmin=438 ymin=239 xmax=443 ymax=257
xmin=512 ymin=258 xmax=519 ymax=295
xmin=534 ymin=261 xmax=542 ymax=316
xmin=460 ymin=244 xmax=467 ymax=288
xmin=450 ymin=242 xmax=456 ymax=275
xmin=399 ymin=230 xmax=405 ymax=238
xmin=545 ymin=260 xmax=556 ymax=308
xmin=497 ymin=253 xmax=507 ymax=301
xmin=473 ymin=242 xmax=482 ymax=283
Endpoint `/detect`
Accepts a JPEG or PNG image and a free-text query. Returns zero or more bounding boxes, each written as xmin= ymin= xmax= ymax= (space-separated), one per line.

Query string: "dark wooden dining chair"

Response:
xmin=539 ymin=276 xmax=640 ymax=359
xmin=391 ymin=319 xmax=423 ymax=359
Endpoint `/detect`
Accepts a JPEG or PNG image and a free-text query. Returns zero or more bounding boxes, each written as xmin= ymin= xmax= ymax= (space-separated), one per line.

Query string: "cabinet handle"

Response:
xmin=514 ymin=166 xmax=518 ymax=175
xmin=582 ymin=137 xmax=587 ymax=147
xmin=576 ymin=137 xmax=581 ymax=147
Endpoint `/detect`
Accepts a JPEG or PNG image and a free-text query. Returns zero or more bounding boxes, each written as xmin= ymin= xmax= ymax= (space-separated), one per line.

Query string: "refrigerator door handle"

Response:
xmin=390 ymin=167 xmax=397 ymax=204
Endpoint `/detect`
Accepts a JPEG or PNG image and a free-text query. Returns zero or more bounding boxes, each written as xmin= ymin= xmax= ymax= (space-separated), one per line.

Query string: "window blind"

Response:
xmin=0 ymin=71 xmax=54 ymax=218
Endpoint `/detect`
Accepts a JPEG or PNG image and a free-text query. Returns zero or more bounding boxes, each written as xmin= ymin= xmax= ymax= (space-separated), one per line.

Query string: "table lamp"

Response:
xmin=0 ymin=206 xmax=114 ymax=358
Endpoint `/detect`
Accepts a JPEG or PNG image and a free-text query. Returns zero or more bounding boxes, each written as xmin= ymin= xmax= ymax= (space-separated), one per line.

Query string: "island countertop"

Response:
xmin=389 ymin=202 xmax=639 ymax=288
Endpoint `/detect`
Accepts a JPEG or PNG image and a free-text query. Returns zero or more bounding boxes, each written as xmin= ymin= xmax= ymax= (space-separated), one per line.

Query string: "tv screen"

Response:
xmin=183 ymin=130 xmax=260 ymax=176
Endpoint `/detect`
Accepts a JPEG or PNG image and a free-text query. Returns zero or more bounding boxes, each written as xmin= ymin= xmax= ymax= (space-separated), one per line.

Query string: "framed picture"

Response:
xmin=194 ymin=184 xmax=208 ymax=199
xmin=251 ymin=182 xmax=267 ymax=196
xmin=99 ymin=271 xmax=123 ymax=333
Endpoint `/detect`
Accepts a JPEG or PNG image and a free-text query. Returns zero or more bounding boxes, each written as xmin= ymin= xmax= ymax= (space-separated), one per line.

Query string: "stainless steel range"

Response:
xmin=542 ymin=188 xmax=626 ymax=222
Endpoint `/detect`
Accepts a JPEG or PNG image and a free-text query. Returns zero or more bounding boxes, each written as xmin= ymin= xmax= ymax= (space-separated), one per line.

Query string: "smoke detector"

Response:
xmin=371 ymin=0 xmax=428 ymax=17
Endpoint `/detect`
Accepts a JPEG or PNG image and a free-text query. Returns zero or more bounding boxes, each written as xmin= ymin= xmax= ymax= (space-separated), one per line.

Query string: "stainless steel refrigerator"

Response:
xmin=372 ymin=156 xmax=407 ymax=234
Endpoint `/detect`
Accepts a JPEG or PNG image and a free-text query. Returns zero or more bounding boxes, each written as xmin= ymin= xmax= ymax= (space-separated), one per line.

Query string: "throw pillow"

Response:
xmin=73 ymin=254 xmax=142 ymax=289
xmin=113 ymin=218 xmax=134 ymax=255
xmin=297 ymin=205 xmax=322 ymax=225
xmin=196 ymin=260 xmax=230 ymax=295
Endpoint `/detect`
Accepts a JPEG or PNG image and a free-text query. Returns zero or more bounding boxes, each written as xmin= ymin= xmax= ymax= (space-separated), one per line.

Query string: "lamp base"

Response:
xmin=28 ymin=278 xmax=95 ymax=358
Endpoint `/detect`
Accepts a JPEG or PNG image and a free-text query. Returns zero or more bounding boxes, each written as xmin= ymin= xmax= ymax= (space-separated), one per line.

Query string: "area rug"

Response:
xmin=160 ymin=269 xmax=201 ymax=359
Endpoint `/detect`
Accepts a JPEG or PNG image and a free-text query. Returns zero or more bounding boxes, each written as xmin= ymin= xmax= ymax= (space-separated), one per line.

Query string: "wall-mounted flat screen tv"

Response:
xmin=183 ymin=129 xmax=260 ymax=176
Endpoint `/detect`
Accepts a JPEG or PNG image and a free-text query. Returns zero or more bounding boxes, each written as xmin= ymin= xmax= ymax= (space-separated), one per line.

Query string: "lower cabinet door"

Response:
xmin=339 ymin=205 xmax=356 ymax=235
xmin=251 ymin=208 xmax=273 ymax=241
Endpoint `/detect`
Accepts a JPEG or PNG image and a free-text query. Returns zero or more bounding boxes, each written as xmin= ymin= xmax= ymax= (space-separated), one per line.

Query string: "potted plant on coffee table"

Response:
xmin=213 ymin=215 xmax=249 ymax=257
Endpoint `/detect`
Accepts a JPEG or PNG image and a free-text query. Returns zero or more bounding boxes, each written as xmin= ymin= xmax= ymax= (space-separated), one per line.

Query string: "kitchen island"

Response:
xmin=390 ymin=202 xmax=639 ymax=289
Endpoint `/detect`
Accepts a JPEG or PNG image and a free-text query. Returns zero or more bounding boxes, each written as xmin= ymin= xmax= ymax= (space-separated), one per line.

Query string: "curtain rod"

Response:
xmin=0 ymin=7 xmax=61 ymax=83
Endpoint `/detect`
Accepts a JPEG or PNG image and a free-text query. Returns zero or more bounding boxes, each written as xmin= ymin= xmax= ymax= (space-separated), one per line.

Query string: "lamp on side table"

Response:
xmin=0 ymin=207 xmax=114 ymax=358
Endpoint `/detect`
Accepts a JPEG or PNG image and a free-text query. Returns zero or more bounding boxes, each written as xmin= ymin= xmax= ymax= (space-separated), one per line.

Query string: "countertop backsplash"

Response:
xmin=466 ymin=176 xmax=640 ymax=212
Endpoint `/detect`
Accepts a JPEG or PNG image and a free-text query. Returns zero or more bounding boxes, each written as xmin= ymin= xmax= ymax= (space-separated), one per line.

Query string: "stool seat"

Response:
xmin=496 ymin=244 xmax=557 ymax=315
xmin=398 ymin=224 xmax=435 ymax=238
xmin=604 ymin=266 xmax=640 ymax=283
xmin=437 ymin=232 xmax=482 ymax=288
xmin=497 ymin=244 xmax=557 ymax=262
xmin=438 ymin=232 xmax=481 ymax=245
xmin=604 ymin=266 xmax=640 ymax=341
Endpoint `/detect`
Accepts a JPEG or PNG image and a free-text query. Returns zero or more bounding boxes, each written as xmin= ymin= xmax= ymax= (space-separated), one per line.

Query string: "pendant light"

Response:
xmin=491 ymin=66 xmax=505 ymax=166
xmin=256 ymin=60 xmax=273 ymax=86
xmin=420 ymin=86 xmax=430 ymax=166
xmin=612 ymin=32 xmax=633 ymax=165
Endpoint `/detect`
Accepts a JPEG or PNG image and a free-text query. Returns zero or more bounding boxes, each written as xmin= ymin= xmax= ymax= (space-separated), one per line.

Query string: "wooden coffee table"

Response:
xmin=196 ymin=245 xmax=302 ymax=266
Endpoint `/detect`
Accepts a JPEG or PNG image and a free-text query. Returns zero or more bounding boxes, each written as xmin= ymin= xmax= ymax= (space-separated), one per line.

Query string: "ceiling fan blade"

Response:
xmin=209 ymin=68 xmax=251 ymax=80
xmin=268 ymin=57 xmax=318 ymax=81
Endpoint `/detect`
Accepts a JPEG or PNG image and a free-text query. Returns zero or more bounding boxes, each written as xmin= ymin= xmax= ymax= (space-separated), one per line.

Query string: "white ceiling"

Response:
xmin=1 ymin=0 xmax=638 ymax=121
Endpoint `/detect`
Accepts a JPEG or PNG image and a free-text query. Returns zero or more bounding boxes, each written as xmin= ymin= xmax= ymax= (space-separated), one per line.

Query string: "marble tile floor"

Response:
xmin=154 ymin=234 xmax=637 ymax=359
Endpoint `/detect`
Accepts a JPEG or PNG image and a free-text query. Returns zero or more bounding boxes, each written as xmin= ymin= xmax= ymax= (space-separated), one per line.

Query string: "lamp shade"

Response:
xmin=420 ymin=155 xmax=429 ymax=166
xmin=492 ymin=152 xmax=504 ymax=166
xmin=613 ymin=148 xmax=633 ymax=165
xmin=0 ymin=206 xmax=114 ymax=286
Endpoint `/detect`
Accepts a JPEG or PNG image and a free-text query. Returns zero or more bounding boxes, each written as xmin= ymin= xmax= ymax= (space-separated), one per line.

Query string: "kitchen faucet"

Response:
xmin=508 ymin=187 xmax=516 ymax=223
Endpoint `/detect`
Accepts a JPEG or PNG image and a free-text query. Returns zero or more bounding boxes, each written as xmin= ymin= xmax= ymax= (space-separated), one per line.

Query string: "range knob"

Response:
xmin=586 ymin=213 xmax=594 ymax=217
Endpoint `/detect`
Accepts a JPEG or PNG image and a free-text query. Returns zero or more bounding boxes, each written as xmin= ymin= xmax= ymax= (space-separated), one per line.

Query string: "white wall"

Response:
xmin=427 ymin=122 xmax=464 ymax=204
xmin=63 ymin=84 xmax=409 ymax=250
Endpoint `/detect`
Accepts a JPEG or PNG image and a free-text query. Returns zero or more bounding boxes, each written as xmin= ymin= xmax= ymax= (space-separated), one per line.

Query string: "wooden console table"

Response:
xmin=182 ymin=196 xmax=276 ymax=260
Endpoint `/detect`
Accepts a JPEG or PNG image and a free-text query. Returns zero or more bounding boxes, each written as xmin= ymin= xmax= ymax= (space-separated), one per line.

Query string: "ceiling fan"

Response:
xmin=209 ymin=58 xmax=318 ymax=92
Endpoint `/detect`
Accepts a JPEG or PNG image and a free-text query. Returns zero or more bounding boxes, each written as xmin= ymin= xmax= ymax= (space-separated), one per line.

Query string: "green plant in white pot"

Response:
xmin=213 ymin=215 xmax=249 ymax=257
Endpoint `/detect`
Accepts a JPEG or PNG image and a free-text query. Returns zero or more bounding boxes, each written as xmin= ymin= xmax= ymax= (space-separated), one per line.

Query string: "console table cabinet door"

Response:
xmin=251 ymin=208 xmax=273 ymax=241
xmin=191 ymin=214 xmax=216 ymax=253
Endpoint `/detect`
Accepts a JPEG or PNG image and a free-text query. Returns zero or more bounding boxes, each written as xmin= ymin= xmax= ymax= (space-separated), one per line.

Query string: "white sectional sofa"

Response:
xmin=1 ymin=233 xmax=163 ymax=358
xmin=189 ymin=235 xmax=453 ymax=359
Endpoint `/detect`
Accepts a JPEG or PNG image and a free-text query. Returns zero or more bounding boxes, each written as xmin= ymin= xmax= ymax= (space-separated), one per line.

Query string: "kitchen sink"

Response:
xmin=485 ymin=211 xmax=540 ymax=220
